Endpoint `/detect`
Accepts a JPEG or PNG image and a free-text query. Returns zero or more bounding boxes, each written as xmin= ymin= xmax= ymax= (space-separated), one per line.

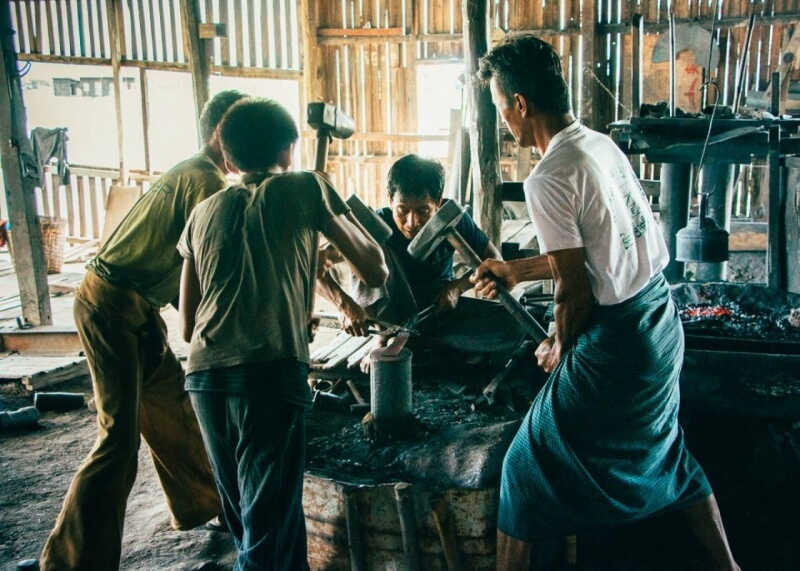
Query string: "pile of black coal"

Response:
xmin=672 ymin=283 xmax=800 ymax=342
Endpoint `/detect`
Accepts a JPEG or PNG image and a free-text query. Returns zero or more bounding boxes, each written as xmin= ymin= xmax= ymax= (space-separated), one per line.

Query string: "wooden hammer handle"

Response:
xmin=444 ymin=231 xmax=548 ymax=343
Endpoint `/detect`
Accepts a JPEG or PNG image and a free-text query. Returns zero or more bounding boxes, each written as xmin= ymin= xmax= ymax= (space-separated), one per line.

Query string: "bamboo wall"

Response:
xmin=6 ymin=0 xmax=800 ymax=240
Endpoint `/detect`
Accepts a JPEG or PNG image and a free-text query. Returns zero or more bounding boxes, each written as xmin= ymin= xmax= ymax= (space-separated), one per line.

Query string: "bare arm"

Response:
xmin=435 ymin=240 xmax=504 ymax=313
xmin=470 ymin=254 xmax=553 ymax=298
xmin=315 ymin=270 xmax=370 ymax=336
xmin=323 ymin=213 xmax=388 ymax=288
xmin=179 ymin=259 xmax=202 ymax=343
xmin=535 ymin=247 xmax=594 ymax=373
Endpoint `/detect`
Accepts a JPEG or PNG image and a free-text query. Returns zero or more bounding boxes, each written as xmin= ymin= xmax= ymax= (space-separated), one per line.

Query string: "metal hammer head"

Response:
xmin=307 ymin=102 xmax=355 ymax=139
xmin=346 ymin=194 xmax=392 ymax=243
xmin=407 ymin=200 xmax=465 ymax=261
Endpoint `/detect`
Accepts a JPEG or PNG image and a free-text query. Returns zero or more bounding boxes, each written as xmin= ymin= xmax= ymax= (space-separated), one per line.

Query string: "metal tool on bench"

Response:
xmin=407 ymin=200 xmax=549 ymax=344
xmin=313 ymin=313 xmax=418 ymax=337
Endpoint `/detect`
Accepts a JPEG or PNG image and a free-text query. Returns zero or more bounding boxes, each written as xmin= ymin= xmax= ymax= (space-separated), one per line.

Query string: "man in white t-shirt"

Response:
xmin=472 ymin=34 xmax=740 ymax=571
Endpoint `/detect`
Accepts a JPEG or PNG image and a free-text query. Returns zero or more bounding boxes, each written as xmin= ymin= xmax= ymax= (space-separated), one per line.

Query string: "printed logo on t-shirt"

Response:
xmin=609 ymin=164 xmax=648 ymax=250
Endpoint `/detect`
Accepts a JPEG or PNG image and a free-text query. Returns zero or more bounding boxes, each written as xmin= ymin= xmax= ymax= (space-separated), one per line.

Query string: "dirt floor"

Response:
xmin=0 ymin=374 xmax=238 ymax=571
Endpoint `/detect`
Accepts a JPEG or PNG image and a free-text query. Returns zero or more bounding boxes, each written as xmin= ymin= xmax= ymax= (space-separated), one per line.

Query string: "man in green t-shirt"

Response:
xmin=40 ymin=90 xmax=248 ymax=571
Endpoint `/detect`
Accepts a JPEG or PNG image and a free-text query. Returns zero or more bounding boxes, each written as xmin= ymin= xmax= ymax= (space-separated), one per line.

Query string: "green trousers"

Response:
xmin=41 ymin=271 xmax=221 ymax=570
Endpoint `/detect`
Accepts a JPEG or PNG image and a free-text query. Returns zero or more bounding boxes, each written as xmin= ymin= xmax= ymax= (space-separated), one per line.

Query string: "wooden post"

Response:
xmin=0 ymin=0 xmax=52 ymax=326
xmin=580 ymin=0 xmax=598 ymax=128
xmin=179 ymin=0 xmax=210 ymax=147
xmin=300 ymin=0 xmax=323 ymax=170
xmin=462 ymin=0 xmax=502 ymax=245
xmin=139 ymin=67 xmax=151 ymax=174
xmin=106 ymin=0 xmax=126 ymax=182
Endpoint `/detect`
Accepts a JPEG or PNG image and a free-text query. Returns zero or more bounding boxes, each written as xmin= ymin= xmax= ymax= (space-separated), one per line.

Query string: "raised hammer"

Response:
xmin=307 ymin=102 xmax=355 ymax=172
xmin=307 ymin=102 xmax=356 ymax=318
xmin=407 ymin=200 xmax=548 ymax=343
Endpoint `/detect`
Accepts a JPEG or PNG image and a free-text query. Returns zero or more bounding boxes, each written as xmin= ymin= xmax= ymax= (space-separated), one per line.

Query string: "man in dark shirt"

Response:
xmin=318 ymin=154 xmax=524 ymax=363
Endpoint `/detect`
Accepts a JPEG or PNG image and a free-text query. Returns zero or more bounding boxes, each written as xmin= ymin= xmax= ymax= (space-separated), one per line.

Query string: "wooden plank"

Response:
xmin=105 ymin=0 xmax=125 ymax=180
xmin=310 ymin=331 xmax=352 ymax=362
xmin=101 ymin=186 xmax=141 ymax=243
xmin=147 ymin=0 xmax=158 ymax=60
xmin=24 ymin=0 xmax=37 ymax=53
xmin=139 ymin=67 xmax=151 ymax=172
xmin=260 ymin=0 xmax=270 ymax=66
xmin=218 ymin=0 xmax=229 ymax=64
xmin=233 ymin=0 xmax=243 ymax=65
xmin=54 ymin=0 xmax=67 ymax=54
xmin=64 ymin=175 xmax=75 ymax=237
xmin=125 ymin=0 xmax=137 ymax=58
xmin=86 ymin=0 xmax=97 ymax=57
xmin=0 ymin=354 xmax=88 ymax=391
xmin=50 ymin=174 xmax=61 ymax=218
xmin=43 ymin=0 xmax=56 ymax=53
xmin=346 ymin=337 xmax=377 ymax=369
xmin=179 ymin=0 xmax=210 ymax=146
xmin=96 ymin=0 xmax=106 ymax=57
xmin=89 ymin=175 xmax=101 ymax=239
xmin=273 ymin=0 xmax=283 ymax=67
xmin=323 ymin=335 xmax=372 ymax=369
xmin=157 ymin=0 xmax=168 ymax=60
xmin=65 ymin=0 xmax=76 ymax=55
xmin=317 ymin=26 xmax=404 ymax=36
xmin=0 ymin=325 xmax=82 ymax=353
xmin=13 ymin=0 xmax=25 ymax=52
xmin=137 ymin=0 xmax=149 ymax=59
xmin=244 ymin=0 xmax=255 ymax=66
xmin=63 ymin=238 xmax=100 ymax=263
xmin=166 ymin=0 xmax=178 ymax=61
xmin=77 ymin=176 xmax=87 ymax=238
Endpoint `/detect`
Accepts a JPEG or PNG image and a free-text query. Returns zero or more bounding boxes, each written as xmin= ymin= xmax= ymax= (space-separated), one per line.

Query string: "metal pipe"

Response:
xmin=660 ymin=163 xmax=692 ymax=282
xmin=394 ymin=483 xmax=422 ymax=571
xmin=733 ymin=13 xmax=756 ymax=114
xmin=704 ymin=0 xmax=721 ymax=108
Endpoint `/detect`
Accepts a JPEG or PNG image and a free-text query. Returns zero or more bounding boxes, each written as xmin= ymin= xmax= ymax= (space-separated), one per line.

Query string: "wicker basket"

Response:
xmin=7 ymin=216 xmax=67 ymax=274
xmin=40 ymin=216 xmax=66 ymax=274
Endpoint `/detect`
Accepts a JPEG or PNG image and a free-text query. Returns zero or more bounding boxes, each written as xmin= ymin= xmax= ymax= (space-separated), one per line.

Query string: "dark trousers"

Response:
xmin=188 ymin=382 xmax=309 ymax=571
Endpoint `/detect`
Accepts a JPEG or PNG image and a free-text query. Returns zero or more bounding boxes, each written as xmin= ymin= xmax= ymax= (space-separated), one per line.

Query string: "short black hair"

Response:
xmin=387 ymin=154 xmax=445 ymax=202
xmin=478 ymin=34 xmax=571 ymax=116
xmin=218 ymin=98 xmax=299 ymax=173
xmin=198 ymin=90 xmax=249 ymax=143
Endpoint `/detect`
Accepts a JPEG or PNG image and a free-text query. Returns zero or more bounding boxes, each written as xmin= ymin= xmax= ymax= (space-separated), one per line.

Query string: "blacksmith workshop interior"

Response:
xmin=1 ymin=0 xmax=800 ymax=570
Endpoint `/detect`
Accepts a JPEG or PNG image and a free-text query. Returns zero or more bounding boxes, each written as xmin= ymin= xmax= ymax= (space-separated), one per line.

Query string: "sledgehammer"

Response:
xmin=407 ymin=200 xmax=548 ymax=343
xmin=307 ymin=103 xmax=356 ymax=324
xmin=307 ymin=102 xmax=356 ymax=172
